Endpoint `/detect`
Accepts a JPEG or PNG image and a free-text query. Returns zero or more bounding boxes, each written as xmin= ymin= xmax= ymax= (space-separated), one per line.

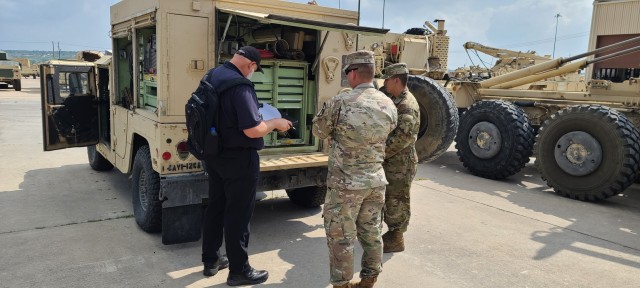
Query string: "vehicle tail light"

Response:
xmin=176 ymin=141 xmax=189 ymax=160
xmin=162 ymin=152 xmax=172 ymax=161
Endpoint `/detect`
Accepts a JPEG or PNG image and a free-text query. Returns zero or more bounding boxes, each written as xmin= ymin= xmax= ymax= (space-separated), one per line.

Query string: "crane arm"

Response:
xmin=463 ymin=41 xmax=550 ymax=60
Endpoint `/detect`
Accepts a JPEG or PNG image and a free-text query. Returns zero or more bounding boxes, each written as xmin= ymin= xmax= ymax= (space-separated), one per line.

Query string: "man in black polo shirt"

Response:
xmin=201 ymin=46 xmax=292 ymax=286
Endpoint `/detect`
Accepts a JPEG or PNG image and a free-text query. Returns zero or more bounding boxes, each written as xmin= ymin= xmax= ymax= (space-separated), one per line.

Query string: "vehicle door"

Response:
xmin=40 ymin=63 xmax=99 ymax=151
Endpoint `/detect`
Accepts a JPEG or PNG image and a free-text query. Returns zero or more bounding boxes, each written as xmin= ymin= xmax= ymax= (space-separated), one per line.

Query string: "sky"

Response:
xmin=0 ymin=0 xmax=594 ymax=69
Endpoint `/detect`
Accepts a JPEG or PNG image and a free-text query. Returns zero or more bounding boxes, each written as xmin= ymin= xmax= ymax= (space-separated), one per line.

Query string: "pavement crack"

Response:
xmin=0 ymin=214 xmax=134 ymax=236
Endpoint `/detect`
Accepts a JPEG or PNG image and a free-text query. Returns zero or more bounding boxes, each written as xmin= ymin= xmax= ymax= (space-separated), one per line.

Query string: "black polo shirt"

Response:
xmin=207 ymin=62 xmax=264 ymax=150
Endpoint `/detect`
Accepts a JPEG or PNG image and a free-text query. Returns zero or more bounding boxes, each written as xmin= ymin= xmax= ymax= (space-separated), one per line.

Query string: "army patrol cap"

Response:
xmin=381 ymin=63 xmax=409 ymax=79
xmin=343 ymin=50 xmax=375 ymax=72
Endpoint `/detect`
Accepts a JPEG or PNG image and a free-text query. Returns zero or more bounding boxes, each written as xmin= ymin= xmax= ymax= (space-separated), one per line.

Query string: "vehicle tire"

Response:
xmin=87 ymin=145 xmax=113 ymax=171
xmin=32 ymin=75 xmax=36 ymax=79
xmin=285 ymin=186 xmax=326 ymax=208
xmin=534 ymin=105 xmax=640 ymax=201
xmin=455 ymin=100 xmax=535 ymax=179
xmin=13 ymin=79 xmax=21 ymax=91
xmin=132 ymin=145 xmax=162 ymax=232
xmin=408 ymin=75 xmax=459 ymax=162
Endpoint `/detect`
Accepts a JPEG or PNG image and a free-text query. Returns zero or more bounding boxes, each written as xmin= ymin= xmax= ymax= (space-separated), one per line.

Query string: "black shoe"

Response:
xmin=203 ymin=256 xmax=230 ymax=277
xmin=226 ymin=267 xmax=269 ymax=286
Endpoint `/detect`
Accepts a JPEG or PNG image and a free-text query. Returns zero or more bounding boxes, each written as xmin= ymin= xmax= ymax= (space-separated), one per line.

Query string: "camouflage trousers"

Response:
xmin=383 ymin=154 xmax=417 ymax=233
xmin=323 ymin=186 xmax=385 ymax=286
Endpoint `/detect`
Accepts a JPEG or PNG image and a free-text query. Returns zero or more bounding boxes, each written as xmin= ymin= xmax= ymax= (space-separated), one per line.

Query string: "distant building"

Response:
xmin=587 ymin=0 xmax=640 ymax=81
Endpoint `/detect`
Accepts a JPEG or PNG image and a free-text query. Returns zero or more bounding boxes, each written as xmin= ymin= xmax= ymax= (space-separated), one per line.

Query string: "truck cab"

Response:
xmin=40 ymin=0 xmax=391 ymax=244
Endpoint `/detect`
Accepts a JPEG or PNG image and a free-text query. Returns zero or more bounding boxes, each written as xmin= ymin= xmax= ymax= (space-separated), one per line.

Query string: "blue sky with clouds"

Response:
xmin=0 ymin=0 xmax=593 ymax=68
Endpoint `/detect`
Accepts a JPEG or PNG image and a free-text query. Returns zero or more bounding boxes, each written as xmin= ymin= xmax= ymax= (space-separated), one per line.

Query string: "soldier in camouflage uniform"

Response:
xmin=313 ymin=51 xmax=398 ymax=288
xmin=380 ymin=63 xmax=420 ymax=253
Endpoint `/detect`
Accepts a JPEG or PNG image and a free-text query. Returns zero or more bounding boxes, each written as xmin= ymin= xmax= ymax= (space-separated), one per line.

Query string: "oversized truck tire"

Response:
xmin=455 ymin=100 xmax=535 ymax=179
xmin=132 ymin=145 xmax=163 ymax=232
xmin=407 ymin=75 xmax=459 ymax=162
xmin=87 ymin=145 xmax=114 ymax=171
xmin=534 ymin=105 xmax=640 ymax=201
xmin=286 ymin=186 xmax=326 ymax=208
xmin=13 ymin=79 xmax=21 ymax=91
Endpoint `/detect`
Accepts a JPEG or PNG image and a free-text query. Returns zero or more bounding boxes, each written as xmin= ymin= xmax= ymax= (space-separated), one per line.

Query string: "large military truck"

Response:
xmin=450 ymin=36 xmax=640 ymax=201
xmin=0 ymin=51 xmax=22 ymax=91
xmin=39 ymin=0 xmax=456 ymax=244
xmin=447 ymin=0 xmax=640 ymax=202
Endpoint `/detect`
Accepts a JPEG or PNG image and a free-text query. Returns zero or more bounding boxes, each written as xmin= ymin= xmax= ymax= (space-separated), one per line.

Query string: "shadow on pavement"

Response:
xmin=169 ymin=196 xmax=394 ymax=287
xmin=5 ymin=163 xmax=392 ymax=287
xmin=419 ymin=149 xmax=640 ymax=270
xmin=0 ymin=163 xmax=131 ymax=234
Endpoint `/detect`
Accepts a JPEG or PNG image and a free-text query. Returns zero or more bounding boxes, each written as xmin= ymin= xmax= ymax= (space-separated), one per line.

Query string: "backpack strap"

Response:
xmin=201 ymin=66 xmax=254 ymax=93
xmin=216 ymin=77 xmax=254 ymax=94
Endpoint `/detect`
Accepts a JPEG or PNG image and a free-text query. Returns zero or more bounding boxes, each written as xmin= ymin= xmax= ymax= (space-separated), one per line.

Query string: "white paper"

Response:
xmin=259 ymin=103 xmax=281 ymax=121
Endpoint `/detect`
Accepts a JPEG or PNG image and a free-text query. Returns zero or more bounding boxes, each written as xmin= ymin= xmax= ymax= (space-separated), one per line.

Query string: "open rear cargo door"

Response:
xmin=40 ymin=62 xmax=99 ymax=151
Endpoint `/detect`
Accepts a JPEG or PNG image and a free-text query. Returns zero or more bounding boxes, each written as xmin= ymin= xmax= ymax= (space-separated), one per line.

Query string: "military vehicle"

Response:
xmin=39 ymin=0 xmax=457 ymax=244
xmin=14 ymin=58 xmax=39 ymax=79
xmin=450 ymin=36 xmax=640 ymax=201
xmin=0 ymin=51 xmax=22 ymax=91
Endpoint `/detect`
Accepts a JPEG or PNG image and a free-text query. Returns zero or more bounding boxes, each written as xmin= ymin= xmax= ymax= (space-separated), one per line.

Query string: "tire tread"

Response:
xmin=455 ymin=100 xmax=535 ymax=179
xmin=132 ymin=145 xmax=162 ymax=232
xmin=534 ymin=105 xmax=640 ymax=201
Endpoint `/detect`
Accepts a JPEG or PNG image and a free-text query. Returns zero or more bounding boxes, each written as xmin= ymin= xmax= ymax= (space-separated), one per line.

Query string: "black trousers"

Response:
xmin=202 ymin=149 xmax=259 ymax=273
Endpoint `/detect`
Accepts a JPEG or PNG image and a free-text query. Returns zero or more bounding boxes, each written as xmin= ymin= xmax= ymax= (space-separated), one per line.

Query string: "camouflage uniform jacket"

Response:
xmin=385 ymin=88 xmax=420 ymax=163
xmin=313 ymin=83 xmax=398 ymax=190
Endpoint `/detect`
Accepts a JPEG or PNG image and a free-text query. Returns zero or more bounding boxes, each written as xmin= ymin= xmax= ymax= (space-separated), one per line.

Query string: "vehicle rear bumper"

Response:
xmin=159 ymin=153 xmax=329 ymax=208
xmin=158 ymin=165 xmax=328 ymax=208
xmin=157 ymin=165 xmax=327 ymax=245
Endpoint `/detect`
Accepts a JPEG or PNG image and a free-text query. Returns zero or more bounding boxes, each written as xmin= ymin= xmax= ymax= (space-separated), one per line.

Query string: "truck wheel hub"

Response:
xmin=469 ymin=121 xmax=502 ymax=159
xmin=554 ymin=131 xmax=602 ymax=176
xmin=566 ymin=143 xmax=588 ymax=164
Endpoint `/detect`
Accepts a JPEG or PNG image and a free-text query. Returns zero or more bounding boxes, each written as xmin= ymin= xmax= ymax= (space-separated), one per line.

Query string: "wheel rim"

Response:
xmin=138 ymin=170 xmax=148 ymax=211
xmin=468 ymin=121 xmax=502 ymax=159
xmin=554 ymin=131 xmax=602 ymax=176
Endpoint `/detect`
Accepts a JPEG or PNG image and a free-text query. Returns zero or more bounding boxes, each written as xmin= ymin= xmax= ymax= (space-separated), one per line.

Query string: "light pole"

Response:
xmin=357 ymin=0 xmax=361 ymax=25
xmin=553 ymin=13 xmax=561 ymax=58
xmin=382 ymin=0 xmax=386 ymax=29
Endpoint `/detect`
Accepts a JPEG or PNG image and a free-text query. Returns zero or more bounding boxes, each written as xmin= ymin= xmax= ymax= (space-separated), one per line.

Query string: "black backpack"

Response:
xmin=185 ymin=71 xmax=253 ymax=160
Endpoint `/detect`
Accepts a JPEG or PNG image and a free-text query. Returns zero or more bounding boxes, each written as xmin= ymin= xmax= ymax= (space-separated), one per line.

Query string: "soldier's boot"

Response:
xmin=353 ymin=276 xmax=377 ymax=288
xmin=382 ymin=230 xmax=405 ymax=253
xmin=333 ymin=283 xmax=353 ymax=288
